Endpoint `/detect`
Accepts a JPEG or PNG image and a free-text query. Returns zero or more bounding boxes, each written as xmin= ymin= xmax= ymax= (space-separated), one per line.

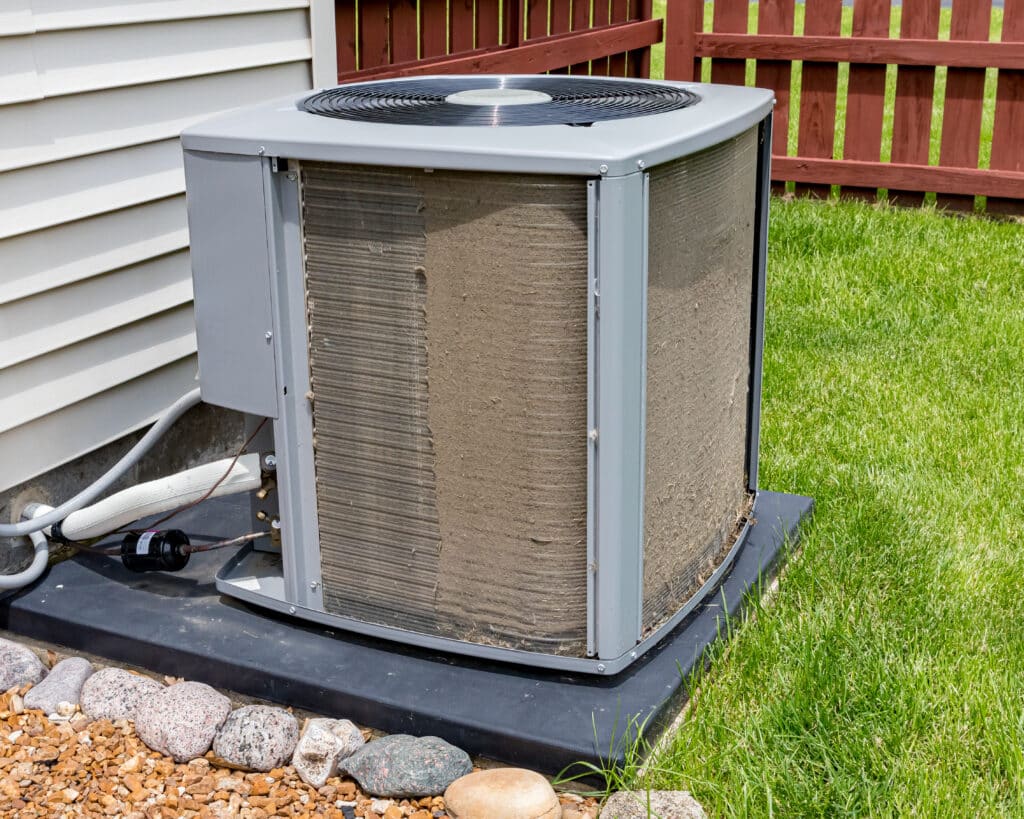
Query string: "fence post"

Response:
xmin=664 ymin=0 xmax=702 ymax=81
xmin=989 ymin=0 xmax=1024 ymax=215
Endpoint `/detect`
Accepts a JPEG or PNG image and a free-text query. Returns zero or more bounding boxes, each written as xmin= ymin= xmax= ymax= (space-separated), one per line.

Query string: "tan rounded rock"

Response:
xmin=445 ymin=768 xmax=561 ymax=819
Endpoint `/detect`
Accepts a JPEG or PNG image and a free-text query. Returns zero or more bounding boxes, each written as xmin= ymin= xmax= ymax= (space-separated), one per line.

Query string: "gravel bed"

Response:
xmin=0 ymin=642 xmax=603 ymax=819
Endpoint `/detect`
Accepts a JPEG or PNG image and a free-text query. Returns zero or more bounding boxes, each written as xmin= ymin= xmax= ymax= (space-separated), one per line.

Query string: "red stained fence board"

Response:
xmin=358 ymin=0 xmax=392 ymax=69
xmin=890 ymin=0 xmax=940 ymax=205
xmin=336 ymin=0 xmax=358 ymax=72
xmin=389 ymin=0 xmax=419 ymax=64
xmin=477 ymin=0 xmax=503 ymax=48
xmin=570 ymin=0 xmax=591 ymax=74
xmin=937 ymin=0 xmax=993 ymax=211
xmin=842 ymin=0 xmax=891 ymax=201
xmin=990 ymin=0 xmax=1024 ymax=212
xmin=420 ymin=0 xmax=448 ymax=57
xmin=754 ymin=0 xmax=795 ymax=157
xmin=451 ymin=0 xmax=475 ymax=52
xmin=664 ymin=0 xmax=703 ymax=81
xmin=796 ymin=0 xmax=842 ymax=198
xmin=710 ymin=0 xmax=748 ymax=86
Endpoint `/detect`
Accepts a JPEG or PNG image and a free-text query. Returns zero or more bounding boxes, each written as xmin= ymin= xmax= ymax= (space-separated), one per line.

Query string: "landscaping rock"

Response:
xmin=134 ymin=681 xmax=231 ymax=762
xmin=600 ymin=790 xmax=706 ymax=819
xmin=24 ymin=657 xmax=92 ymax=714
xmin=0 ymin=637 xmax=45 ymax=690
xmin=291 ymin=718 xmax=365 ymax=788
xmin=81 ymin=667 xmax=164 ymax=721
xmin=445 ymin=768 xmax=561 ymax=818
xmin=340 ymin=734 xmax=472 ymax=798
xmin=212 ymin=704 xmax=299 ymax=771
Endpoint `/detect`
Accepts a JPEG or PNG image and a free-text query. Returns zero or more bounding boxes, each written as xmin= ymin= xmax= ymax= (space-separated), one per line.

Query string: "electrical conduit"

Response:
xmin=0 ymin=389 xmax=203 ymax=539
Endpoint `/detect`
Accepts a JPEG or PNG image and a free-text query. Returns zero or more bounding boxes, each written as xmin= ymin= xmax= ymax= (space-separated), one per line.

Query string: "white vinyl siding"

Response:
xmin=0 ymin=0 xmax=335 ymax=492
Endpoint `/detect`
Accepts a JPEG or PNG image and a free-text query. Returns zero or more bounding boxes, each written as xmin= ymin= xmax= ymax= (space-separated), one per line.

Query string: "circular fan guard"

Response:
xmin=300 ymin=76 xmax=700 ymax=126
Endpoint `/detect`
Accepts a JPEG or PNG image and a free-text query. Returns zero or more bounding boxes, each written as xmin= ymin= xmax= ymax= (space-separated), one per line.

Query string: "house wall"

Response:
xmin=0 ymin=1 xmax=336 ymax=507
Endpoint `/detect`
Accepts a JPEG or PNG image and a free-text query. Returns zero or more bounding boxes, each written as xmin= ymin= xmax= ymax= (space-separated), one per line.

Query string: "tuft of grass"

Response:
xmin=634 ymin=196 xmax=1024 ymax=816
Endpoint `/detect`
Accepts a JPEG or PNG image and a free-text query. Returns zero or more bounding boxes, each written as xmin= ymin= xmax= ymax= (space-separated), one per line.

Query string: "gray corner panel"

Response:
xmin=183 ymin=150 xmax=279 ymax=418
xmin=593 ymin=172 xmax=647 ymax=660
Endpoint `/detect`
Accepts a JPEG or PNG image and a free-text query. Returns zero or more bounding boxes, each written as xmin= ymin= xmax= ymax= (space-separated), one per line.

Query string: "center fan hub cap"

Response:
xmin=445 ymin=88 xmax=554 ymax=106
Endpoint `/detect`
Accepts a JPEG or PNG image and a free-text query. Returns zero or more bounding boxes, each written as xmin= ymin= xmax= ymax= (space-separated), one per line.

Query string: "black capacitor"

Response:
xmin=120 ymin=529 xmax=190 ymax=573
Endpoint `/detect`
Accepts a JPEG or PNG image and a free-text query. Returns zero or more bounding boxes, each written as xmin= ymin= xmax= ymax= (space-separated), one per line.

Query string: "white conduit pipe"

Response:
xmin=0 ymin=389 xmax=202 ymax=539
xmin=0 ymin=513 xmax=53 ymax=592
xmin=56 ymin=452 xmax=263 ymax=541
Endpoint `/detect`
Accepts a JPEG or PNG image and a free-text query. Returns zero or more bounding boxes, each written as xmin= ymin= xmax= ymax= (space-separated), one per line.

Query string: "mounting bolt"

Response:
xmin=257 ymin=146 xmax=266 ymax=156
xmin=264 ymin=453 xmax=277 ymax=470
xmin=310 ymin=580 xmax=319 ymax=591
xmin=288 ymin=606 xmax=296 ymax=614
xmin=596 ymin=663 xmax=606 ymax=673
xmin=270 ymin=518 xmax=282 ymax=530
xmin=637 ymin=159 xmax=646 ymax=169
xmin=598 ymin=164 xmax=609 ymax=175
xmin=630 ymin=651 xmax=637 ymax=660
xmin=264 ymin=330 xmax=273 ymax=343
xmin=588 ymin=428 xmax=598 ymax=443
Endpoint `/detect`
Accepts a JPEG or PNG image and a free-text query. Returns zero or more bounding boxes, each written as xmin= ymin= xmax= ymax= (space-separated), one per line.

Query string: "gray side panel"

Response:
xmin=183 ymin=150 xmax=279 ymax=418
xmin=642 ymin=128 xmax=759 ymax=634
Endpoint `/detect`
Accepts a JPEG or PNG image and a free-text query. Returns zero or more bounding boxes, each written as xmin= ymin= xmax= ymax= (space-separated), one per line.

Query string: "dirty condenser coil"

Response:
xmin=181 ymin=76 xmax=775 ymax=675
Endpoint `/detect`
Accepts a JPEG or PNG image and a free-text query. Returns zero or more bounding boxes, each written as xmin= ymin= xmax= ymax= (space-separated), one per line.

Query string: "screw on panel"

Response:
xmin=265 ymin=330 xmax=273 ymax=343
xmin=599 ymin=164 xmax=609 ymax=175
xmin=596 ymin=664 xmax=606 ymax=673
xmin=310 ymin=580 xmax=319 ymax=591
xmin=257 ymin=146 xmax=266 ymax=156
xmin=288 ymin=606 xmax=296 ymax=614
xmin=637 ymin=159 xmax=646 ymax=169
xmin=588 ymin=428 xmax=599 ymax=443
xmin=287 ymin=172 xmax=297 ymax=181
xmin=263 ymin=453 xmax=277 ymax=470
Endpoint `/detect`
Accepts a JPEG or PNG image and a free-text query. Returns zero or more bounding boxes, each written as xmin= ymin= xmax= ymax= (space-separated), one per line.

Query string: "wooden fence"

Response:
xmin=334 ymin=0 xmax=659 ymax=81
xmin=664 ymin=0 xmax=1024 ymax=212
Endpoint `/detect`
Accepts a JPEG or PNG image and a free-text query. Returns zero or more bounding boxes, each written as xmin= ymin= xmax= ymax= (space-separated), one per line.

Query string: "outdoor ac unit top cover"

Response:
xmin=181 ymin=75 xmax=774 ymax=177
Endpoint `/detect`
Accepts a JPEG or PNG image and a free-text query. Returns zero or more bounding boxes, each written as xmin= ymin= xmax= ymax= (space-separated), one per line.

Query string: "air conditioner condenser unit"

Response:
xmin=182 ymin=76 xmax=775 ymax=675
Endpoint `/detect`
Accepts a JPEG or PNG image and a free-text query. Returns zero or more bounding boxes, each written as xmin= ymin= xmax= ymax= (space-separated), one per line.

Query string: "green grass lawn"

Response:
xmin=630 ymin=198 xmax=1024 ymax=814
xmin=625 ymin=7 xmax=1024 ymax=813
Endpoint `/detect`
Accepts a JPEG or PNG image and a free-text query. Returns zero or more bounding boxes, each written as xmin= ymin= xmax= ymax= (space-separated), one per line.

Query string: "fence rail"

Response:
xmin=665 ymin=0 xmax=1024 ymax=212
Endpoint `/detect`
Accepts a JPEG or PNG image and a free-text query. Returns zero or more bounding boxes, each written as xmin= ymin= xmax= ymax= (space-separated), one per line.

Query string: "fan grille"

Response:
xmin=300 ymin=76 xmax=700 ymax=126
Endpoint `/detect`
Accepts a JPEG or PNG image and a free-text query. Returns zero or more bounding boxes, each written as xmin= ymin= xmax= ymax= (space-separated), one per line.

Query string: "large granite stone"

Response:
xmin=212 ymin=705 xmax=298 ymax=772
xmin=291 ymin=718 xmax=365 ymax=788
xmin=134 ymin=681 xmax=231 ymax=762
xmin=0 ymin=637 xmax=45 ymax=691
xmin=600 ymin=790 xmax=707 ymax=819
xmin=340 ymin=734 xmax=472 ymax=798
xmin=23 ymin=657 xmax=92 ymax=714
xmin=445 ymin=768 xmax=561 ymax=818
xmin=81 ymin=667 xmax=164 ymax=722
